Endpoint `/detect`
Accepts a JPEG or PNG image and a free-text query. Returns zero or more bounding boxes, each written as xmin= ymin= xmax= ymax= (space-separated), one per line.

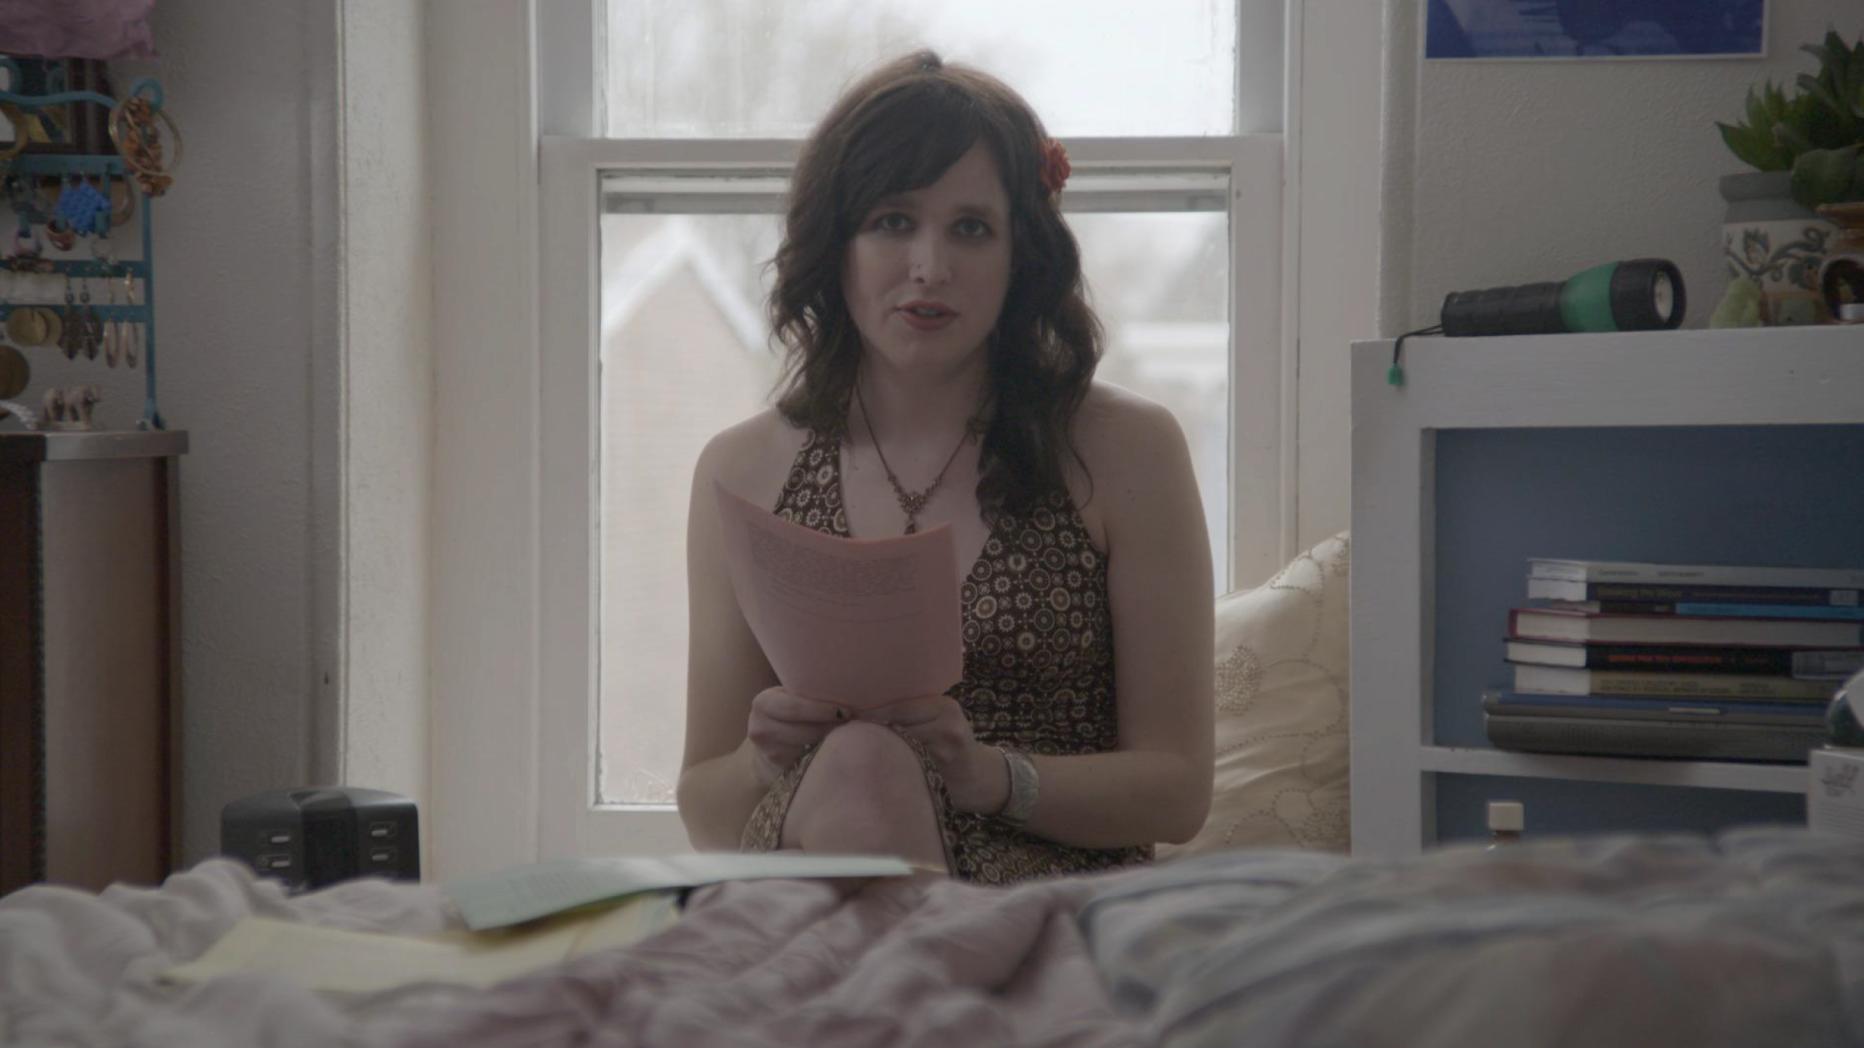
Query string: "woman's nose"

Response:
xmin=909 ymin=234 xmax=950 ymax=285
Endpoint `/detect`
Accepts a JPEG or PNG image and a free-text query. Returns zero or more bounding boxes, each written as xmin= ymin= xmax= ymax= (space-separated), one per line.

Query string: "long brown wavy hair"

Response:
xmin=768 ymin=50 xmax=1103 ymax=520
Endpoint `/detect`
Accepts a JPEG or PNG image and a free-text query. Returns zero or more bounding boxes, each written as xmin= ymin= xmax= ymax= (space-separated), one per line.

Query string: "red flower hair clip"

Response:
xmin=1038 ymin=138 xmax=1071 ymax=197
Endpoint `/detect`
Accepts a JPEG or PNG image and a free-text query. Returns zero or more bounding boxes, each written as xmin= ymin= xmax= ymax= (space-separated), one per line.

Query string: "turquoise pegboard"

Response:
xmin=0 ymin=57 xmax=169 ymax=429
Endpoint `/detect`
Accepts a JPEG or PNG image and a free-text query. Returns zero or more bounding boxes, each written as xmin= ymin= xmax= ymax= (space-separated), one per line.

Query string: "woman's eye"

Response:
xmin=954 ymin=217 xmax=991 ymax=238
xmin=872 ymin=212 xmax=911 ymax=232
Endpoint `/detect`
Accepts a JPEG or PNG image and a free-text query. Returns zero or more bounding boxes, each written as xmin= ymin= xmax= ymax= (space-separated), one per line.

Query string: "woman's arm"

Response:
xmin=675 ymin=431 xmax=783 ymax=850
xmin=1020 ymin=391 xmax=1215 ymax=847
xmin=875 ymin=389 xmax=1214 ymax=849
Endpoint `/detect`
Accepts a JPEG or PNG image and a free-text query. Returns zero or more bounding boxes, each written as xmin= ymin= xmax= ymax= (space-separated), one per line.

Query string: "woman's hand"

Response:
xmin=745 ymin=687 xmax=847 ymax=788
xmin=864 ymin=695 xmax=1008 ymax=815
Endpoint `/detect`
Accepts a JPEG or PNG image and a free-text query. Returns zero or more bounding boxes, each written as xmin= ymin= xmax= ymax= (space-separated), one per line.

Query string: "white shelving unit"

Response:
xmin=1416 ymin=746 xmax=1807 ymax=793
xmin=1349 ymin=326 xmax=1864 ymax=858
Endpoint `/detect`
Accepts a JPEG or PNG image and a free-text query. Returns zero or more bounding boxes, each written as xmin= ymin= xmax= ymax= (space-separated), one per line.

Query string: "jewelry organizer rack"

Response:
xmin=0 ymin=57 xmax=175 ymax=430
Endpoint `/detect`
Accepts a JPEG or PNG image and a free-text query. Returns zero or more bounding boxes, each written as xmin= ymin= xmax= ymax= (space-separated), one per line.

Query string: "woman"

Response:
xmin=677 ymin=51 xmax=1213 ymax=884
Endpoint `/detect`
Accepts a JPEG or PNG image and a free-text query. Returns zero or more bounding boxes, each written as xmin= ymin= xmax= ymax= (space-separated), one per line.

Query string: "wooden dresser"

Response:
xmin=0 ymin=430 xmax=186 ymax=894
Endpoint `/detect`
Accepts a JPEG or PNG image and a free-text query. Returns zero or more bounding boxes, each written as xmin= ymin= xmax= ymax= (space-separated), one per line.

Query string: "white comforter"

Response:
xmin=0 ymin=858 xmax=1142 ymax=1048
xmin=1081 ymin=827 xmax=1864 ymax=1048
xmin=7 ymin=828 xmax=1864 ymax=1047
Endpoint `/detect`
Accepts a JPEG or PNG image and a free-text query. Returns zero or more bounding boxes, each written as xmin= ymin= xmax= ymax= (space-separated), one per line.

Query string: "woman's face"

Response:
xmin=841 ymin=143 xmax=1013 ymax=378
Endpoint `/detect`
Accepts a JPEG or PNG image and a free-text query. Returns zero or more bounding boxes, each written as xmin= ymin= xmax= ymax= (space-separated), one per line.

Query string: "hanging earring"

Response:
xmin=59 ymin=276 xmax=78 ymax=359
xmin=102 ymin=275 xmax=120 ymax=368
xmin=77 ymin=276 xmax=99 ymax=360
xmin=123 ymin=267 xmax=140 ymax=368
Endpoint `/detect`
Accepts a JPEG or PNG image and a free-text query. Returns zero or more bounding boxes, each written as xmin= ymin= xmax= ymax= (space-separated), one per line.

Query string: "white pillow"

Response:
xmin=1160 ymin=532 xmax=1351 ymax=858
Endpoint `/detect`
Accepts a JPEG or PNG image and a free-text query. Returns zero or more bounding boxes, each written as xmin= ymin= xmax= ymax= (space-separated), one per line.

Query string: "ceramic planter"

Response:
xmin=1816 ymin=202 xmax=1864 ymax=323
xmin=1720 ymin=171 xmax=1835 ymax=325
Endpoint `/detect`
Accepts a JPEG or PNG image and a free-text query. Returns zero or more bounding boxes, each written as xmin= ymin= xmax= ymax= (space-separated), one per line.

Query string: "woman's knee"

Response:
xmin=806 ymin=720 xmax=921 ymax=788
xmin=782 ymin=721 xmax=947 ymax=867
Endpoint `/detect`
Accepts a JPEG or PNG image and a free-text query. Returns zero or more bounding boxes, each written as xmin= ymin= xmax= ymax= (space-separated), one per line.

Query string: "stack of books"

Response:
xmin=1485 ymin=558 xmax=1864 ymax=763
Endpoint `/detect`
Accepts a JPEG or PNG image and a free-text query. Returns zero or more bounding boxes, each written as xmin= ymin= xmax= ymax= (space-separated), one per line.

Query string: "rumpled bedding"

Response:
xmin=1080 ymin=827 xmax=1864 ymax=1048
xmin=0 ymin=858 xmax=1145 ymax=1048
xmin=7 ymin=828 xmax=1864 ymax=1048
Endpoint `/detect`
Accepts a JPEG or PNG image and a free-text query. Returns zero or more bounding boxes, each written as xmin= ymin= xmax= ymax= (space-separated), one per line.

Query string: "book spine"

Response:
xmin=1484 ymin=715 xmax=1822 ymax=763
xmin=1553 ymin=671 xmax=1836 ymax=701
xmin=1580 ymin=645 xmax=1796 ymax=674
xmin=1489 ymin=690 xmax=1828 ymax=722
xmin=1794 ymin=650 xmax=1864 ymax=680
xmin=1529 ymin=559 xmax=1864 ymax=590
xmin=1583 ymin=583 xmax=1860 ymax=606
xmin=1672 ymin=603 xmax=1864 ymax=621
xmin=1562 ymin=601 xmax=1864 ymax=619
xmin=1509 ymin=609 xmax=1864 ymax=648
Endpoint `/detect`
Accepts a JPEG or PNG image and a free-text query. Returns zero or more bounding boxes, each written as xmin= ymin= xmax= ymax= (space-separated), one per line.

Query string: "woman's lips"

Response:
xmin=897 ymin=303 xmax=957 ymax=332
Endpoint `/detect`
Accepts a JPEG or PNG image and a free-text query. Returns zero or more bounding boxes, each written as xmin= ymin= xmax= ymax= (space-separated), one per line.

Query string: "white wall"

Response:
xmin=427 ymin=0 xmax=542 ymax=879
xmin=1288 ymin=0 xmax=1388 ymax=558
xmin=1381 ymin=2 xmax=1864 ymax=331
xmin=1265 ymin=0 xmax=1864 ymax=554
xmin=132 ymin=0 xmax=429 ymax=865
xmin=333 ymin=2 xmax=432 ymax=820
xmin=136 ymin=1 xmax=339 ymax=863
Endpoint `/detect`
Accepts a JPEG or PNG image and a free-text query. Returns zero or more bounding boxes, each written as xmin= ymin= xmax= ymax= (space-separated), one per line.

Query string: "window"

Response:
xmin=539 ymin=0 xmax=1283 ymax=854
xmin=603 ymin=0 xmax=1234 ymax=138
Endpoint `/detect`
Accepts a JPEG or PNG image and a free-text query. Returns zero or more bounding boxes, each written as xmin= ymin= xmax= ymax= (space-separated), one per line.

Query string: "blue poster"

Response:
xmin=1427 ymin=0 xmax=1766 ymax=59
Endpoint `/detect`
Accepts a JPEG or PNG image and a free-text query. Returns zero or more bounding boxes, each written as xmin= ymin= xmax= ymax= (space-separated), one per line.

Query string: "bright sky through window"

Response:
xmin=606 ymin=0 xmax=1236 ymax=138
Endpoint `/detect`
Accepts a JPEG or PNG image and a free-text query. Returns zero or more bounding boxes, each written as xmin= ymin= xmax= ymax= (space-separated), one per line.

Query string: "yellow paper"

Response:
xmin=161 ymin=890 xmax=681 ymax=994
xmin=446 ymin=851 xmax=914 ymax=930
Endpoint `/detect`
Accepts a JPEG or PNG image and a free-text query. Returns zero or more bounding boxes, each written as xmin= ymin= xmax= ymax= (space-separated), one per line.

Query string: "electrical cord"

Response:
xmin=1387 ymin=324 xmax=1443 ymax=388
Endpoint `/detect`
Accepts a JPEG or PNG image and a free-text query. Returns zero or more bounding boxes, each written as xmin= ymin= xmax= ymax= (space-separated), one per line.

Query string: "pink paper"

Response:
xmin=714 ymin=480 xmax=963 ymax=709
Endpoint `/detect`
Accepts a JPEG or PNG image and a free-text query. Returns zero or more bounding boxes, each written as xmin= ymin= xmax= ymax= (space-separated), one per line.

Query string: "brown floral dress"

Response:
xmin=739 ymin=428 xmax=1153 ymax=885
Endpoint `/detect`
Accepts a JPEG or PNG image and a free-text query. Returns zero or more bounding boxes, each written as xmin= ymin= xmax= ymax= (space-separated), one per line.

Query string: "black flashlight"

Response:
xmin=1387 ymin=259 xmax=1688 ymax=387
xmin=1440 ymin=258 xmax=1686 ymax=337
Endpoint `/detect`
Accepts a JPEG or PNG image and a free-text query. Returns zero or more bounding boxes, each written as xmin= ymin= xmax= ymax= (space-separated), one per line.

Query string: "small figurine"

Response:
xmin=41 ymin=384 xmax=101 ymax=430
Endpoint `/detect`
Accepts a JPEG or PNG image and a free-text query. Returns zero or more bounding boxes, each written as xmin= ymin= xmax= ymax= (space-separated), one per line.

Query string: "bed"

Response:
xmin=6 ymin=827 xmax=1864 ymax=1047
xmin=9 ymin=534 xmax=1864 ymax=1046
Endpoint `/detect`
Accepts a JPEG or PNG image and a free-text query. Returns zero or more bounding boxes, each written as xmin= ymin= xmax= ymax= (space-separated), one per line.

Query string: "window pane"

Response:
xmin=603 ymin=0 xmax=1235 ymax=138
xmin=597 ymin=210 xmax=784 ymax=806
xmin=596 ymin=192 xmax=1228 ymax=806
xmin=1074 ymin=212 xmax=1230 ymax=589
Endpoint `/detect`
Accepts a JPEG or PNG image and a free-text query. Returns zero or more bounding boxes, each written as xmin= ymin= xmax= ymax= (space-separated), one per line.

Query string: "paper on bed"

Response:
xmin=714 ymin=480 xmax=963 ymax=709
xmin=446 ymin=851 xmax=915 ymax=930
xmin=161 ymin=891 xmax=681 ymax=993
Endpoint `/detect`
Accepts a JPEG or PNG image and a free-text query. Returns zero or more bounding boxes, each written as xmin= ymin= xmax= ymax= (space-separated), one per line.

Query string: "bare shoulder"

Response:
xmin=693 ymin=407 xmax=812 ymax=508
xmin=1071 ymin=381 xmax=1191 ymax=480
xmin=1066 ymin=382 xmax=1196 ymax=544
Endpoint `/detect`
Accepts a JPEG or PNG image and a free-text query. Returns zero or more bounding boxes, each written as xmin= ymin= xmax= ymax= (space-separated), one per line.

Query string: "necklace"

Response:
xmin=853 ymin=382 xmax=981 ymax=535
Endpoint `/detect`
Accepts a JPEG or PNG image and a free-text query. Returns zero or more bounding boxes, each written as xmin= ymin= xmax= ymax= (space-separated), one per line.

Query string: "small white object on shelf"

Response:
xmin=1809 ymin=748 xmax=1864 ymax=840
xmin=1485 ymin=800 xmax=1524 ymax=846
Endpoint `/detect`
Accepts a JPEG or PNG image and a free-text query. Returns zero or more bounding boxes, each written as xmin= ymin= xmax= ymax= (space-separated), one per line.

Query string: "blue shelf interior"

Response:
xmin=1435 ymin=774 xmax=1804 ymax=842
xmin=1428 ymin=424 xmax=1864 ymax=842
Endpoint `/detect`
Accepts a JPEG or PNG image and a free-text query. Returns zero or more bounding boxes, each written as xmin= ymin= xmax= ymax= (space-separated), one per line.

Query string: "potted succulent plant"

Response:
xmin=1713 ymin=30 xmax=1864 ymax=327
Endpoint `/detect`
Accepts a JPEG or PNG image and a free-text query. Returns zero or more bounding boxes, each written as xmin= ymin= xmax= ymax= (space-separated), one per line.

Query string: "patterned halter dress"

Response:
xmin=739 ymin=428 xmax=1153 ymax=885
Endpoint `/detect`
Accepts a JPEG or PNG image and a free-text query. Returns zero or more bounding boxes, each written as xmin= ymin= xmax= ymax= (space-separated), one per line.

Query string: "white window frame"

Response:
xmin=538 ymin=130 xmax=1281 ymax=855
xmin=424 ymin=0 xmax=1323 ymax=878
